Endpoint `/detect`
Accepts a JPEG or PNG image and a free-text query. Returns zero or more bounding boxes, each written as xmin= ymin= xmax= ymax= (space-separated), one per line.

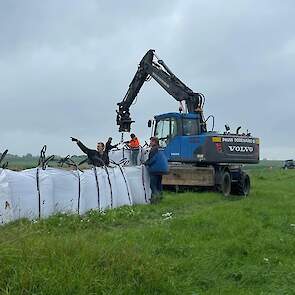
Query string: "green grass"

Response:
xmin=244 ymin=159 xmax=284 ymax=170
xmin=0 ymin=169 xmax=295 ymax=294
xmin=2 ymin=156 xmax=285 ymax=171
xmin=3 ymin=155 xmax=88 ymax=171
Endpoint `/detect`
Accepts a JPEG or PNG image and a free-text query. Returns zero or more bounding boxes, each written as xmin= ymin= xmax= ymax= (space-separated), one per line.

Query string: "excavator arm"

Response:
xmin=116 ymin=49 xmax=205 ymax=132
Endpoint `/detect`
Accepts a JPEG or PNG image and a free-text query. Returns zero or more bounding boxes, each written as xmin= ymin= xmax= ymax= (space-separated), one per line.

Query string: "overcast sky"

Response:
xmin=0 ymin=0 xmax=294 ymax=159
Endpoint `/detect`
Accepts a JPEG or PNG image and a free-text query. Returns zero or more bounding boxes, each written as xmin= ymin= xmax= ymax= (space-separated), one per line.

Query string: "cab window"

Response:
xmin=155 ymin=119 xmax=170 ymax=147
xmin=171 ymin=118 xmax=178 ymax=138
xmin=182 ymin=119 xmax=199 ymax=136
xmin=155 ymin=118 xmax=178 ymax=148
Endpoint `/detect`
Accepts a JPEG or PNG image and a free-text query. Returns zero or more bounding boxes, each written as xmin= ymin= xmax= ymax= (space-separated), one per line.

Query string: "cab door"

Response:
xmin=154 ymin=117 xmax=181 ymax=161
xmin=180 ymin=116 xmax=203 ymax=162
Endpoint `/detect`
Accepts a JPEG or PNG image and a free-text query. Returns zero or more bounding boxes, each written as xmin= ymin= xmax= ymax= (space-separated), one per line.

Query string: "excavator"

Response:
xmin=116 ymin=49 xmax=259 ymax=196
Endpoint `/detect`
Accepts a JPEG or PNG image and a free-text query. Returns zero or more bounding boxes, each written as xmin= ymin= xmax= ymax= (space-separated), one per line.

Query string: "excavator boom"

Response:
xmin=116 ymin=49 xmax=205 ymax=132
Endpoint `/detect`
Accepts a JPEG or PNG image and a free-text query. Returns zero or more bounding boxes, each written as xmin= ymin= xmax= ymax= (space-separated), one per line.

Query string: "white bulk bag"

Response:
xmin=80 ymin=167 xmax=131 ymax=212
xmin=109 ymin=147 xmax=150 ymax=166
xmin=42 ymin=168 xmax=80 ymax=214
xmin=79 ymin=168 xmax=100 ymax=214
xmin=0 ymin=170 xmax=14 ymax=224
xmin=22 ymin=168 xmax=54 ymax=218
xmin=123 ymin=165 xmax=151 ymax=204
xmin=96 ymin=167 xmax=113 ymax=210
xmin=109 ymin=148 xmax=131 ymax=165
xmin=0 ymin=168 xmax=53 ymax=221
xmin=0 ymin=163 xmax=151 ymax=225
xmin=107 ymin=166 xmax=132 ymax=208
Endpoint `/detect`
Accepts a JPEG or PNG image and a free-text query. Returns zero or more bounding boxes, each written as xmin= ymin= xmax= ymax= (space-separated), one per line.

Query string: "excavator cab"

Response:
xmin=153 ymin=112 xmax=259 ymax=164
xmin=153 ymin=112 xmax=204 ymax=162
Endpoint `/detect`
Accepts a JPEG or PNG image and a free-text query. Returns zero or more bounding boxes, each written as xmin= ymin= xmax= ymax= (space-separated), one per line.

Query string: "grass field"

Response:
xmin=1 ymin=154 xmax=285 ymax=171
xmin=1 ymin=155 xmax=87 ymax=171
xmin=0 ymin=168 xmax=295 ymax=294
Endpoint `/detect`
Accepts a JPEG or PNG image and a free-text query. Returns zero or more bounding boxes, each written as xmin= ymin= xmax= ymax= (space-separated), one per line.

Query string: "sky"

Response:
xmin=0 ymin=0 xmax=294 ymax=159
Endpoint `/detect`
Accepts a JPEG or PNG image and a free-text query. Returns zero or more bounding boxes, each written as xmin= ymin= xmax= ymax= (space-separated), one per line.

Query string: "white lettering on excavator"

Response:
xmin=234 ymin=138 xmax=255 ymax=143
xmin=151 ymin=73 xmax=170 ymax=88
xmin=222 ymin=137 xmax=233 ymax=142
xmin=222 ymin=137 xmax=255 ymax=144
xmin=228 ymin=146 xmax=254 ymax=153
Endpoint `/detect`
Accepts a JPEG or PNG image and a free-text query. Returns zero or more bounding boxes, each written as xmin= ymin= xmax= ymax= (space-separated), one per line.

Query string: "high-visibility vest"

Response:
xmin=129 ymin=137 xmax=140 ymax=149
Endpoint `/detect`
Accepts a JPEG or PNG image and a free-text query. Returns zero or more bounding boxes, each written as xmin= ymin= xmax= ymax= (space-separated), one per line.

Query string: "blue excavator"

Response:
xmin=116 ymin=49 xmax=259 ymax=196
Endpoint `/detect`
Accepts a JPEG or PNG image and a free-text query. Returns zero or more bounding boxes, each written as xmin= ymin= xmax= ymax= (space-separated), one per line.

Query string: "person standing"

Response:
xmin=71 ymin=137 xmax=117 ymax=166
xmin=145 ymin=137 xmax=168 ymax=203
xmin=126 ymin=133 xmax=140 ymax=165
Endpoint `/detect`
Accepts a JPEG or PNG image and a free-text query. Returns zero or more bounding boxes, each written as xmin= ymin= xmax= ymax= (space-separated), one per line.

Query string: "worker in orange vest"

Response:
xmin=126 ymin=133 xmax=140 ymax=165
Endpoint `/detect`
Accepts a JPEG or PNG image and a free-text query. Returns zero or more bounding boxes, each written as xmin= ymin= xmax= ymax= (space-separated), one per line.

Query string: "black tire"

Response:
xmin=220 ymin=171 xmax=231 ymax=197
xmin=231 ymin=173 xmax=250 ymax=196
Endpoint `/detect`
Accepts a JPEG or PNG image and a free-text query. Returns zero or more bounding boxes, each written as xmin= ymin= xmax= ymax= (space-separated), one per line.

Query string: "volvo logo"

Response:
xmin=228 ymin=145 xmax=254 ymax=153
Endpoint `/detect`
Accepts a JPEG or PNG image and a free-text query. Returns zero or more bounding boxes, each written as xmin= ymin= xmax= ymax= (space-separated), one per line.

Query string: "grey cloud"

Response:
xmin=0 ymin=0 xmax=294 ymax=159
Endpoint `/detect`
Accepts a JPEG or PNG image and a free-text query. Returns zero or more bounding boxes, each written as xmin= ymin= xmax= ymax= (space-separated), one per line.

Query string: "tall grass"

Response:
xmin=0 ymin=169 xmax=294 ymax=294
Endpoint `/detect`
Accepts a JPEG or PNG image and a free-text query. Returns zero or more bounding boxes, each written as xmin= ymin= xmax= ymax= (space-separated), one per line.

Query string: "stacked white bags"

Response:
xmin=109 ymin=147 xmax=149 ymax=166
xmin=0 ymin=165 xmax=150 ymax=225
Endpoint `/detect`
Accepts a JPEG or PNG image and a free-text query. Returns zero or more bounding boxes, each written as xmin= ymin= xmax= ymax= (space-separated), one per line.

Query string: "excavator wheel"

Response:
xmin=231 ymin=172 xmax=250 ymax=196
xmin=220 ymin=171 xmax=232 ymax=197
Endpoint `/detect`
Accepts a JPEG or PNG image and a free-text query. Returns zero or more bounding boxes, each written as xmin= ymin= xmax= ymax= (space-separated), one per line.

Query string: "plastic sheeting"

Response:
xmin=0 ymin=165 xmax=151 ymax=224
